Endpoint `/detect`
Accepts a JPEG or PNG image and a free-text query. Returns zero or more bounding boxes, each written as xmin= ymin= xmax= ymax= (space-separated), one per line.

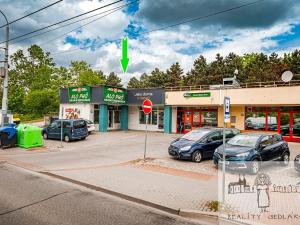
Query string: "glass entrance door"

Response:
xmin=292 ymin=112 xmax=300 ymax=140
xmin=280 ymin=113 xmax=291 ymax=139
xmin=184 ymin=111 xmax=192 ymax=133
xmin=108 ymin=110 xmax=113 ymax=128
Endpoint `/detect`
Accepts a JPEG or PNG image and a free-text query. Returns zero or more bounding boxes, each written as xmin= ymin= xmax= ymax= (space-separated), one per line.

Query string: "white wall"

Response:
xmin=59 ymin=104 xmax=92 ymax=121
xmin=128 ymin=106 xmax=163 ymax=132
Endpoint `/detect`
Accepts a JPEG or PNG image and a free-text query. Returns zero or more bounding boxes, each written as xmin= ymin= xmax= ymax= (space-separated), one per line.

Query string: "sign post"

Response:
xmin=142 ymin=99 xmax=152 ymax=161
xmin=59 ymin=106 xmax=64 ymax=148
xmin=222 ymin=96 xmax=230 ymax=204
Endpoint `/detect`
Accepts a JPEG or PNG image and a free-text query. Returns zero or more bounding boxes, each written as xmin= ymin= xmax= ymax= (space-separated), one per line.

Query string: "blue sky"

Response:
xmin=1 ymin=0 xmax=300 ymax=82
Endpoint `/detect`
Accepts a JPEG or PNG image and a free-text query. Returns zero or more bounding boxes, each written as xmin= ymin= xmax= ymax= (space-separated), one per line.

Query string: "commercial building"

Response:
xmin=165 ymin=81 xmax=300 ymax=142
xmin=59 ymin=86 xmax=168 ymax=132
xmin=60 ymin=80 xmax=300 ymax=142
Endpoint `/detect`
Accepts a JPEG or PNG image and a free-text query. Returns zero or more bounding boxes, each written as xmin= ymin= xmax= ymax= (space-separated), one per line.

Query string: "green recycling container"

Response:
xmin=17 ymin=124 xmax=43 ymax=149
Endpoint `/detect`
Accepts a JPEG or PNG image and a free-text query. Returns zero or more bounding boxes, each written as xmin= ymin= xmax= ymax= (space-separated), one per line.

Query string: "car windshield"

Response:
xmin=181 ymin=130 xmax=210 ymax=141
xmin=86 ymin=120 xmax=93 ymax=124
xmin=227 ymin=134 xmax=259 ymax=147
xmin=73 ymin=120 xmax=86 ymax=129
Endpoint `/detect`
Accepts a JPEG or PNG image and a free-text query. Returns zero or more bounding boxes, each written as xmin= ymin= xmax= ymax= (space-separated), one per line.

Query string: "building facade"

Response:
xmin=60 ymin=81 xmax=300 ymax=142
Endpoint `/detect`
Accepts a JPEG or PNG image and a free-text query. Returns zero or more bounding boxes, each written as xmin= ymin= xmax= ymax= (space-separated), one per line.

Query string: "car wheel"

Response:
xmin=250 ymin=159 xmax=260 ymax=175
xmin=43 ymin=132 xmax=48 ymax=139
xmin=192 ymin=151 xmax=202 ymax=163
xmin=281 ymin=153 xmax=290 ymax=166
xmin=64 ymin=135 xmax=70 ymax=142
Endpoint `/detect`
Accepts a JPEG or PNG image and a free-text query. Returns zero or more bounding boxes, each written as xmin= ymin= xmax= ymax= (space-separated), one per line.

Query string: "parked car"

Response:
xmin=42 ymin=119 xmax=88 ymax=142
xmin=85 ymin=119 xmax=95 ymax=134
xmin=168 ymin=127 xmax=240 ymax=163
xmin=294 ymin=154 xmax=300 ymax=173
xmin=213 ymin=133 xmax=290 ymax=174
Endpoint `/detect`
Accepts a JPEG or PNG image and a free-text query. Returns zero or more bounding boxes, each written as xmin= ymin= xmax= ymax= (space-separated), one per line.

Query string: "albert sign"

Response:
xmin=142 ymin=99 xmax=152 ymax=114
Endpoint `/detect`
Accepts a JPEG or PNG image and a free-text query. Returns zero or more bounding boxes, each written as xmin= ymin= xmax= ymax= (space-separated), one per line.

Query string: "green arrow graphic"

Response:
xmin=120 ymin=38 xmax=129 ymax=73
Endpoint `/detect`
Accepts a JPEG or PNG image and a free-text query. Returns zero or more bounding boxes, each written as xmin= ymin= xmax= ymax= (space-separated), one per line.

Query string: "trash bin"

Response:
xmin=17 ymin=125 xmax=43 ymax=149
xmin=4 ymin=123 xmax=16 ymax=128
xmin=0 ymin=126 xmax=17 ymax=148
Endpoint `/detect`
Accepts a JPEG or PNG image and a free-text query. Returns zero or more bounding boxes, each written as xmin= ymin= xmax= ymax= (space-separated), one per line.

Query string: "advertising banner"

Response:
xmin=68 ymin=86 xmax=91 ymax=103
xmin=104 ymin=86 xmax=126 ymax=104
xmin=183 ymin=92 xmax=211 ymax=98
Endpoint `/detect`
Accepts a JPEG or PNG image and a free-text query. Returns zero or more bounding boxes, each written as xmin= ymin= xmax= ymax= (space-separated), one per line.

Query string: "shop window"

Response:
xmin=114 ymin=110 xmax=120 ymax=124
xmin=201 ymin=111 xmax=217 ymax=127
xmin=152 ymin=110 xmax=158 ymax=125
xmin=139 ymin=110 xmax=150 ymax=124
xmin=139 ymin=108 xmax=158 ymax=125
xmin=267 ymin=112 xmax=278 ymax=131
xmin=245 ymin=112 xmax=266 ymax=130
xmin=193 ymin=112 xmax=200 ymax=127
xmin=158 ymin=111 xmax=164 ymax=129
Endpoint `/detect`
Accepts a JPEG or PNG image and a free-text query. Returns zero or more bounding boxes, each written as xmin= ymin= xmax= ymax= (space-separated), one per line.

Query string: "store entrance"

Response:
xmin=280 ymin=112 xmax=300 ymax=142
xmin=107 ymin=106 xmax=121 ymax=130
xmin=177 ymin=108 xmax=218 ymax=134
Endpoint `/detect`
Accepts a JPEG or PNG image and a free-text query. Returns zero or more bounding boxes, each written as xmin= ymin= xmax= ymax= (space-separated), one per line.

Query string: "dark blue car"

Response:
xmin=168 ymin=127 xmax=239 ymax=163
xmin=213 ymin=133 xmax=290 ymax=174
xmin=42 ymin=119 xmax=88 ymax=142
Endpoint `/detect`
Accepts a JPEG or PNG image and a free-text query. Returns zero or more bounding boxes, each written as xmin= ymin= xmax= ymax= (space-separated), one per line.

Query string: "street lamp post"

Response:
xmin=0 ymin=10 xmax=9 ymax=126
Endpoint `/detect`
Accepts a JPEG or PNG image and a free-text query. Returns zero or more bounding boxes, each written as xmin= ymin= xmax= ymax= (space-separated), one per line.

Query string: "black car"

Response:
xmin=213 ymin=133 xmax=290 ymax=174
xmin=168 ymin=127 xmax=239 ymax=163
xmin=294 ymin=155 xmax=300 ymax=173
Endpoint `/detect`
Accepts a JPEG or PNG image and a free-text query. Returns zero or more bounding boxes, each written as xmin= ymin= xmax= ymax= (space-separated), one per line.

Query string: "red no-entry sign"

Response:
xmin=142 ymin=99 xmax=152 ymax=114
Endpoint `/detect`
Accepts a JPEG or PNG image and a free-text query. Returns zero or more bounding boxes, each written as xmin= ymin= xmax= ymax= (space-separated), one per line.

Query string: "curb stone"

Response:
xmin=39 ymin=171 xmax=179 ymax=215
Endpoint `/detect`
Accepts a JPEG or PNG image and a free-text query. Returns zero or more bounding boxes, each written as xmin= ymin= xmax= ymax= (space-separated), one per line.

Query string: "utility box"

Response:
xmin=223 ymin=76 xmax=239 ymax=87
xmin=17 ymin=124 xmax=43 ymax=149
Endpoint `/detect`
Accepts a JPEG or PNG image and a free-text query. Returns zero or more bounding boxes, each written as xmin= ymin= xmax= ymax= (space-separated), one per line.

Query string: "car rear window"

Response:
xmin=73 ymin=120 xmax=86 ymax=129
xmin=181 ymin=130 xmax=211 ymax=141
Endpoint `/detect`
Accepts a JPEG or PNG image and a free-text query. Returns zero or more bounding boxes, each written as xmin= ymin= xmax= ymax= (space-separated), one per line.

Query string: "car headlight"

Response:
xmin=179 ymin=146 xmax=191 ymax=152
xmin=235 ymin=152 xmax=249 ymax=158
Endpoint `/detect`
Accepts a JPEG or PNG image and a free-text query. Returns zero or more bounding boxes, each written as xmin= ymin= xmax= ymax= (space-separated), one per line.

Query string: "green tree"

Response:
xmin=208 ymin=53 xmax=226 ymax=84
xmin=105 ymin=72 xmax=122 ymax=87
xmin=184 ymin=55 xmax=208 ymax=85
xmin=148 ymin=68 xmax=166 ymax=87
xmin=283 ymin=50 xmax=300 ymax=79
xmin=127 ymin=77 xmax=141 ymax=88
xmin=139 ymin=73 xmax=150 ymax=87
xmin=24 ymin=89 xmax=58 ymax=117
xmin=9 ymin=45 xmax=57 ymax=116
xmin=165 ymin=62 xmax=184 ymax=87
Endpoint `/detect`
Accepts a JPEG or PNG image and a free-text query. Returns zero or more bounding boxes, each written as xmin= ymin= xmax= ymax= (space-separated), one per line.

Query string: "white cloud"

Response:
xmin=1 ymin=0 xmax=300 ymax=85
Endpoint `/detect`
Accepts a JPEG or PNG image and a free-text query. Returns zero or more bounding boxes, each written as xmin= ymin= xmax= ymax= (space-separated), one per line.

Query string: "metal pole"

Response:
xmin=222 ymin=107 xmax=226 ymax=204
xmin=60 ymin=107 xmax=63 ymax=148
xmin=144 ymin=114 xmax=148 ymax=161
xmin=0 ymin=10 xmax=9 ymax=126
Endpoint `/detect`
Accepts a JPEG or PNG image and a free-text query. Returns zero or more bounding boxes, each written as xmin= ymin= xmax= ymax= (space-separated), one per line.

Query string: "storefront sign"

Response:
xmin=183 ymin=92 xmax=211 ymax=98
xmin=104 ymin=87 xmax=126 ymax=104
xmin=224 ymin=97 xmax=230 ymax=123
xmin=68 ymin=86 xmax=91 ymax=103
xmin=126 ymin=88 xmax=165 ymax=105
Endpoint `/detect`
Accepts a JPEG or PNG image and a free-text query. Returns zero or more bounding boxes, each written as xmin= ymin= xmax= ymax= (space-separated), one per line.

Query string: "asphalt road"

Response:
xmin=0 ymin=163 xmax=202 ymax=225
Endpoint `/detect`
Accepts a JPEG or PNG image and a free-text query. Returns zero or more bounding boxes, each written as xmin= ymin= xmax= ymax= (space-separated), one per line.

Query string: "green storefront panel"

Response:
xmin=103 ymin=87 xmax=126 ymax=104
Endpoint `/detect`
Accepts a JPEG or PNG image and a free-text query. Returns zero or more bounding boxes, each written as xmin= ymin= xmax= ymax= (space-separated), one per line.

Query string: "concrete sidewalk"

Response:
xmin=43 ymin=159 xmax=218 ymax=212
